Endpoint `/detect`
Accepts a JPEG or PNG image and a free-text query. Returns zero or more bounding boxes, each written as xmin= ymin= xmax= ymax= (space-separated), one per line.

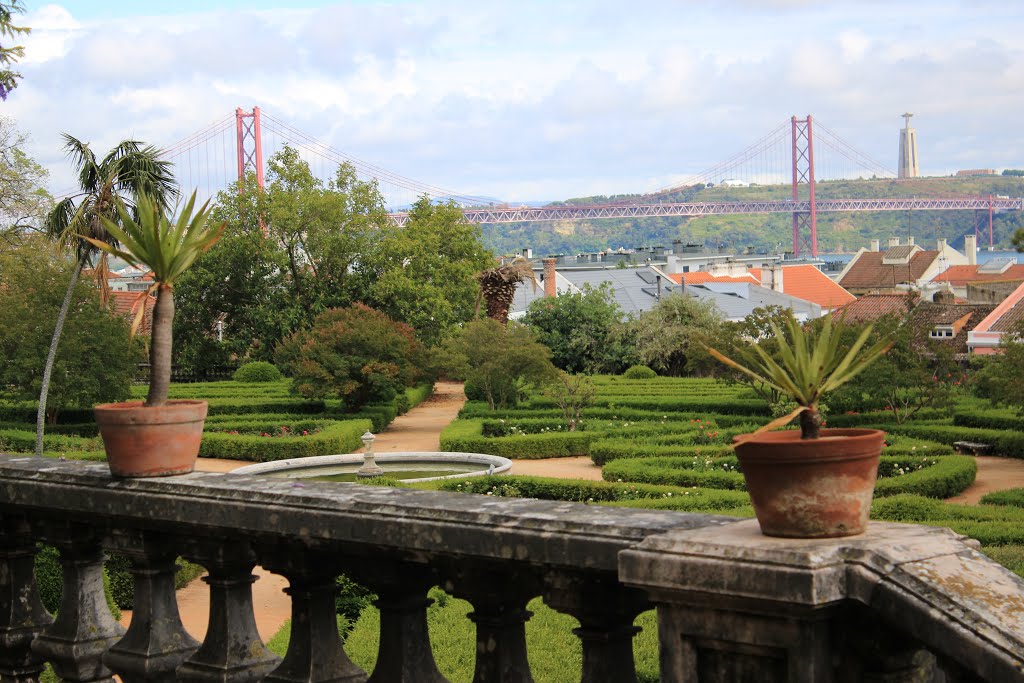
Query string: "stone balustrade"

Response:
xmin=0 ymin=455 xmax=1022 ymax=682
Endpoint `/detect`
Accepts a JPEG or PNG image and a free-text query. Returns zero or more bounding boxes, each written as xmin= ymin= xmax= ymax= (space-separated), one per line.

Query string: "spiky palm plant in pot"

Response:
xmin=84 ymin=191 xmax=224 ymax=477
xmin=706 ymin=312 xmax=892 ymax=538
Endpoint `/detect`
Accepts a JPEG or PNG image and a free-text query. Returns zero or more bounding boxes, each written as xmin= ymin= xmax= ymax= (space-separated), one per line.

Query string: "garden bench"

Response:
xmin=953 ymin=440 xmax=993 ymax=455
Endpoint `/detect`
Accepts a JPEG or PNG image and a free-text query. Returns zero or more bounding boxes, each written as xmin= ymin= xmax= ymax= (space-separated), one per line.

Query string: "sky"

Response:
xmin=6 ymin=0 xmax=1024 ymax=204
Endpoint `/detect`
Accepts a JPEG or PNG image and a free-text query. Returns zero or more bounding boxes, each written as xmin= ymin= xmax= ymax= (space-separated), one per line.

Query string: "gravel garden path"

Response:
xmin=123 ymin=382 xmax=1024 ymax=642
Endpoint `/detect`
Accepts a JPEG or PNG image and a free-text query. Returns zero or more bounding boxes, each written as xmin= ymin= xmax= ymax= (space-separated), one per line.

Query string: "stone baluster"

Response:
xmin=351 ymin=561 xmax=447 ymax=683
xmin=441 ymin=560 xmax=541 ymax=683
xmin=543 ymin=571 xmax=648 ymax=683
xmin=176 ymin=543 xmax=280 ymax=683
xmin=260 ymin=549 xmax=367 ymax=683
xmin=102 ymin=532 xmax=200 ymax=683
xmin=30 ymin=527 xmax=125 ymax=683
xmin=0 ymin=517 xmax=53 ymax=683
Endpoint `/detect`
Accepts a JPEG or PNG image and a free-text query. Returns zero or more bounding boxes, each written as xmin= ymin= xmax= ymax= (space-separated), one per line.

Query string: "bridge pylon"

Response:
xmin=791 ymin=115 xmax=817 ymax=257
xmin=236 ymin=107 xmax=265 ymax=191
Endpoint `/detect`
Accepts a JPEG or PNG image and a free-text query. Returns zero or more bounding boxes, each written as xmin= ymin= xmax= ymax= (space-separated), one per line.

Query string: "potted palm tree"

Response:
xmin=83 ymin=191 xmax=224 ymax=477
xmin=706 ymin=313 xmax=892 ymax=538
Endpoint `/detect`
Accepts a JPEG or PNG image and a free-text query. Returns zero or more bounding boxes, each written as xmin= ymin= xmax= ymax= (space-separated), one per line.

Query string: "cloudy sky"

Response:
xmin=6 ymin=0 xmax=1024 ymax=204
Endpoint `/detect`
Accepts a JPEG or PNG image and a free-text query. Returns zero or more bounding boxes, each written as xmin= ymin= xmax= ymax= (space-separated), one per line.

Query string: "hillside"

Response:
xmin=480 ymin=176 xmax=1024 ymax=256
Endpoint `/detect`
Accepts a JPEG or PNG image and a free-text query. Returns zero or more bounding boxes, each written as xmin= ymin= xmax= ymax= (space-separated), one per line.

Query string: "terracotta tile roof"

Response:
xmin=108 ymin=291 xmax=156 ymax=335
xmin=747 ymin=266 xmax=855 ymax=309
xmin=907 ymin=302 xmax=996 ymax=355
xmin=666 ymin=272 xmax=759 ymax=285
xmin=990 ymin=300 xmax=1024 ymax=333
xmin=839 ymin=250 xmax=939 ymax=290
xmin=836 ymin=293 xmax=918 ymax=324
xmin=932 ymin=264 xmax=1024 ymax=287
xmin=668 ymin=266 xmax=854 ymax=308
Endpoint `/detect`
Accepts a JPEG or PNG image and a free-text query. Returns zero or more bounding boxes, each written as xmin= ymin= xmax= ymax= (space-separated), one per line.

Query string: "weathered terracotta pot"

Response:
xmin=733 ymin=428 xmax=885 ymax=538
xmin=94 ymin=400 xmax=208 ymax=478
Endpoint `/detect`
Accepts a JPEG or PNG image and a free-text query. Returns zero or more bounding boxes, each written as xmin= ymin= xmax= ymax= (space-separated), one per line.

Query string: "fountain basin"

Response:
xmin=232 ymin=451 xmax=512 ymax=483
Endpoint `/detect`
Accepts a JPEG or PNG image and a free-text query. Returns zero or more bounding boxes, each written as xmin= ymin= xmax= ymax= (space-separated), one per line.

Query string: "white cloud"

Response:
xmin=8 ymin=1 xmax=1024 ymax=201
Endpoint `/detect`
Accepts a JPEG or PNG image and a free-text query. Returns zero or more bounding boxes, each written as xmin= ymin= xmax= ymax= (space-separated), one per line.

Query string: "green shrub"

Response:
xmin=276 ymin=304 xmax=423 ymax=411
xmin=980 ymin=488 xmax=1024 ymax=507
xmin=440 ymin=420 xmax=592 ymax=458
xmin=105 ymin=553 xmax=135 ymax=610
xmin=0 ymin=428 xmax=101 ymax=453
xmin=335 ymin=574 xmax=376 ymax=640
xmin=888 ymin=424 xmax=1024 ymax=458
xmin=603 ymin=455 xmax=975 ymax=499
xmin=623 ymin=365 xmax=657 ymax=380
xmin=199 ymin=419 xmax=372 ymax=461
xmin=981 ymin=545 xmax=1024 ymax=578
xmin=233 ymin=362 xmax=283 ymax=383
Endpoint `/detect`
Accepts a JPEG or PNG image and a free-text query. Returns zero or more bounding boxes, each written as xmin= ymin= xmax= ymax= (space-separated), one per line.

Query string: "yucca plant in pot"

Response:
xmin=706 ymin=312 xmax=892 ymax=538
xmin=83 ymin=191 xmax=223 ymax=477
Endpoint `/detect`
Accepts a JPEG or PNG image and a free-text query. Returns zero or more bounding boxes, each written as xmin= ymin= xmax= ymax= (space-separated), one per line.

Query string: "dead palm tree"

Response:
xmin=475 ymin=256 xmax=538 ymax=324
xmin=35 ymin=135 xmax=176 ymax=455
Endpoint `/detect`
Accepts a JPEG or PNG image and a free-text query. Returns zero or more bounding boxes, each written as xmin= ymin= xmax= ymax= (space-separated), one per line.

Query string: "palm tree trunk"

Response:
xmin=146 ymin=284 xmax=174 ymax=407
xmin=35 ymin=258 xmax=84 ymax=456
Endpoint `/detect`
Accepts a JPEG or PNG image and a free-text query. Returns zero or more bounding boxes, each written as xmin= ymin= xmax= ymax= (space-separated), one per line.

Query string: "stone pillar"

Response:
xmin=543 ymin=572 xmax=648 ymax=683
xmin=177 ymin=544 xmax=280 ymax=683
xmin=441 ymin=562 xmax=541 ymax=683
xmin=619 ymin=520 xmax=1005 ymax=682
xmin=351 ymin=563 xmax=446 ymax=683
xmin=260 ymin=550 xmax=366 ymax=683
xmin=31 ymin=535 xmax=125 ymax=683
xmin=0 ymin=520 xmax=53 ymax=683
xmin=102 ymin=534 xmax=200 ymax=683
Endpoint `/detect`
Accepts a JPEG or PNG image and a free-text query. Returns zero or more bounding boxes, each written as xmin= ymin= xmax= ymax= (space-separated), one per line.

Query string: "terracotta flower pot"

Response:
xmin=94 ymin=400 xmax=208 ymax=478
xmin=733 ymin=428 xmax=885 ymax=538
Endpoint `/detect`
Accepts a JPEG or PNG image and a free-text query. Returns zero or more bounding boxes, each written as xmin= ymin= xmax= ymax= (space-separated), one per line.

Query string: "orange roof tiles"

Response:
xmin=932 ymin=264 xmax=1024 ymax=286
xmin=836 ymin=293 xmax=918 ymax=324
xmin=666 ymin=272 xmax=759 ymax=285
xmin=668 ymin=265 xmax=854 ymax=309
xmin=108 ymin=291 xmax=156 ymax=335
xmin=839 ymin=250 xmax=939 ymax=290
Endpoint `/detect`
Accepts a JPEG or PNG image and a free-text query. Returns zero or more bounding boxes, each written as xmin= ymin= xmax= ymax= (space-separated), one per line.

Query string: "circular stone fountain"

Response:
xmin=231 ymin=451 xmax=512 ymax=484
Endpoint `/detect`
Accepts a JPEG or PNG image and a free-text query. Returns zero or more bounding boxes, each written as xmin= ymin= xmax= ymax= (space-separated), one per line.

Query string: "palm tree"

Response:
xmin=35 ymin=135 xmax=177 ymax=455
xmin=475 ymin=256 xmax=538 ymax=324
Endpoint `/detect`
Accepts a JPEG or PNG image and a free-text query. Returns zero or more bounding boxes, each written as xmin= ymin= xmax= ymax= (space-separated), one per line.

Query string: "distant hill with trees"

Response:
xmin=480 ymin=176 xmax=1024 ymax=257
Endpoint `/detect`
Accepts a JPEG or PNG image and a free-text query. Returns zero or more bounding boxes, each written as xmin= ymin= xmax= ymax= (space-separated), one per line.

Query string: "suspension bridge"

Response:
xmin=88 ymin=107 xmax=1024 ymax=258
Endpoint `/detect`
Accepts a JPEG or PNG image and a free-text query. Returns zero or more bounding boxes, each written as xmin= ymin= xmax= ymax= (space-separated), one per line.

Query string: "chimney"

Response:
xmin=522 ymin=248 xmax=532 ymax=259
xmin=870 ymin=239 xmax=880 ymax=252
xmin=906 ymin=236 xmax=915 ymax=246
xmin=762 ymin=264 xmax=784 ymax=293
xmin=965 ymin=235 xmax=977 ymax=266
xmin=937 ymin=238 xmax=947 ymax=251
xmin=888 ymin=237 xmax=900 ymax=248
xmin=542 ymin=258 xmax=557 ymax=297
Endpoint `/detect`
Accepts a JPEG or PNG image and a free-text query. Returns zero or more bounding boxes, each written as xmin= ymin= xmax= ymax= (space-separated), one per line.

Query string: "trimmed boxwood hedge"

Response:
xmin=602 ymin=455 xmax=976 ymax=499
xmin=0 ymin=429 xmax=101 ymax=453
xmin=198 ymin=419 xmax=372 ymax=461
xmin=887 ymin=423 xmax=1024 ymax=458
xmin=439 ymin=420 xmax=592 ymax=459
xmin=435 ymin=474 xmax=752 ymax=510
xmin=980 ymin=488 xmax=1024 ymax=507
xmin=871 ymin=494 xmax=1024 ymax=545
xmin=527 ymin=395 xmax=771 ymax=416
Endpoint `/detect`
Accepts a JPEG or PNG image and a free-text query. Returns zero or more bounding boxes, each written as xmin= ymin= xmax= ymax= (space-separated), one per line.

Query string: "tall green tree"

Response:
xmin=0 ymin=238 xmax=140 ymax=423
xmin=172 ymin=151 xmax=391 ymax=370
xmin=362 ymin=196 xmax=494 ymax=345
xmin=37 ymin=135 xmax=176 ymax=454
xmin=629 ymin=294 xmax=727 ymax=377
xmin=0 ymin=1 xmax=28 ymax=100
xmin=0 ymin=116 xmax=50 ymax=242
xmin=522 ymin=283 xmax=636 ymax=373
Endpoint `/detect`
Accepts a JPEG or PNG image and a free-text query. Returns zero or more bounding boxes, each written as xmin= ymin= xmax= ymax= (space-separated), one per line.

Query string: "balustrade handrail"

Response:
xmin=1 ymin=454 xmax=1023 ymax=682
